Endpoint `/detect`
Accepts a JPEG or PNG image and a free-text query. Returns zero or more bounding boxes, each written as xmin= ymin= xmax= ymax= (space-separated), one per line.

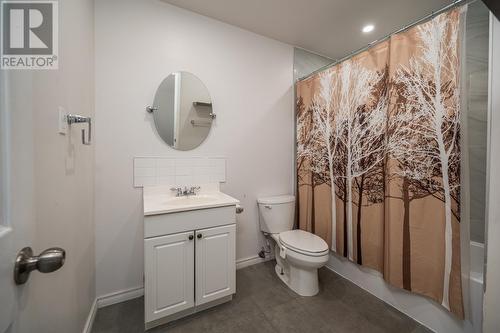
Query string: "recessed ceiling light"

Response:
xmin=362 ymin=24 xmax=375 ymax=33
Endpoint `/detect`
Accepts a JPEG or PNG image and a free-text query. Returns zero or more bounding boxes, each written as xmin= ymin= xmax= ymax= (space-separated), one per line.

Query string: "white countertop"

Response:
xmin=143 ymin=184 xmax=240 ymax=216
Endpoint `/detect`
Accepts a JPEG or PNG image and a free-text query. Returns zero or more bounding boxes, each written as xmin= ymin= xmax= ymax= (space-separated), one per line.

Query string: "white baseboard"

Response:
xmin=91 ymin=257 xmax=270 ymax=322
xmin=97 ymin=286 xmax=144 ymax=308
xmin=82 ymin=287 xmax=144 ymax=333
xmin=236 ymin=255 xmax=273 ymax=270
xmin=82 ymin=298 xmax=98 ymax=333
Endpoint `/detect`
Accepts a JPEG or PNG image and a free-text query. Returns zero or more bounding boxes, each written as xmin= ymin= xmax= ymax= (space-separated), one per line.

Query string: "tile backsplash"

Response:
xmin=134 ymin=157 xmax=226 ymax=187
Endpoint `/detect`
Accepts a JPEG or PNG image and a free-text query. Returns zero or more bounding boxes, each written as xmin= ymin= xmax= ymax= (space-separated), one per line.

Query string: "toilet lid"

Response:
xmin=257 ymin=195 xmax=295 ymax=205
xmin=279 ymin=230 xmax=328 ymax=254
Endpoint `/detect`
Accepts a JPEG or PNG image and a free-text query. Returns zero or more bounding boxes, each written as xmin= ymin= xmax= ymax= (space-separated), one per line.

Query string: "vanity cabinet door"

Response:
xmin=144 ymin=231 xmax=195 ymax=323
xmin=195 ymin=224 xmax=236 ymax=306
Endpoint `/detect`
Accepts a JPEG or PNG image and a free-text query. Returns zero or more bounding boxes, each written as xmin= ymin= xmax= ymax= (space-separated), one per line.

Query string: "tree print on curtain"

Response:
xmin=296 ymin=7 xmax=464 ymax=317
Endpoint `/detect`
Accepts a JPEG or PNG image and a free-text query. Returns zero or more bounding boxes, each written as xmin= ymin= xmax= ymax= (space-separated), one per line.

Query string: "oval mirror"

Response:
xmin=149 ymin=71 xmax=214 ymax=150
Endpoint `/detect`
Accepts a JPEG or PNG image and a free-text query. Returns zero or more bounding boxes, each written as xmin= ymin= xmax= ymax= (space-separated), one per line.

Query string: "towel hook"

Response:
xmin=67 ymin=114 xmax=92 ymax=145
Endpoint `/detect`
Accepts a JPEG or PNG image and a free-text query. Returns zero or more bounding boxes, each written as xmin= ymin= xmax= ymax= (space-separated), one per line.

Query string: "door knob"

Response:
xmin=14 ymin=247 xmax=66 ymax=285
xmin=188 ymin=235 xmax=194 ymax=240
xmin=197 ymin=234 xmax=202 ymax=239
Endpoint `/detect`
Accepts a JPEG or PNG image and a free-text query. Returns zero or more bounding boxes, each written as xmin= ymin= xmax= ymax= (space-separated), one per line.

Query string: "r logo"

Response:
xmin=2 ymin=3 xmax=53 ymax=54
xmin=1 ymin=1 xmax=58 ymax=69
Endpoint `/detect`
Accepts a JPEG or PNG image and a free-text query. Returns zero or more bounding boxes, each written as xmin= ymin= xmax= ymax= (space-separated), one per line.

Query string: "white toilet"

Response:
xmin=257 ymin=195 xmax=329 ymax=296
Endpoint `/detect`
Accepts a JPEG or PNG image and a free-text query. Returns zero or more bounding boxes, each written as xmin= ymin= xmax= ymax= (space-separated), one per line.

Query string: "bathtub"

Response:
xmin=326 ymin=240 xmax=485 ymax=332
xmin=469 ymin=241 xmax=484 ymax=333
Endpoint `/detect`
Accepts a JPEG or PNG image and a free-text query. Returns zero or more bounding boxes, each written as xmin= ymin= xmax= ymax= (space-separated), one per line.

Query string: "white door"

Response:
xmin=0 ymin=2 xmax=95 ymax=331
xmin=0 ymin=65 xmax=10 ymax=333
xmin=195 ymin=224 xmax=236 ymax=306
xmin=0 ymin=225 xmax=15 ymax=333
xmin=0 ymin=69 xmax=69 ymax=333
xmin=0 ymin=66 xmax=23 ymax=333
xmin=144 ymin=231 xmax=195 ymax=323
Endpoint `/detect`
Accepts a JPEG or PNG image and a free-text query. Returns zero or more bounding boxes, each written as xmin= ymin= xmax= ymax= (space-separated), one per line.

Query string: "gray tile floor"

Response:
xmin=91 ymin=261 xmax=432 ymax=333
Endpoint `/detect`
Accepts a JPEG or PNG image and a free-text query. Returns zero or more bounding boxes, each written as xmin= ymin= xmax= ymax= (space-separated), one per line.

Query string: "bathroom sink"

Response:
xmin=143 ymin=184 xmax=239 ymax=216
xmin=164 ymin=195 xmax=219 ymax=206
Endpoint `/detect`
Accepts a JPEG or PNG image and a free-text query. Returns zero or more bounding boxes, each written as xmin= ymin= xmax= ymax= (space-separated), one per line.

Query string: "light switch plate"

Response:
xmin=58 ymin=107 xmax=67 ymax=135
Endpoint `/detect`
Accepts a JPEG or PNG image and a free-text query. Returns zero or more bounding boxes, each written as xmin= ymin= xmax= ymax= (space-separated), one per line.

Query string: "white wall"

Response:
xmin=483 ymin=12 xmax=500 ymax=333
xmin=2 ymin=0 xmax=95 ymax=332
xmin=94 ymin=0 xmax=294 ymax=298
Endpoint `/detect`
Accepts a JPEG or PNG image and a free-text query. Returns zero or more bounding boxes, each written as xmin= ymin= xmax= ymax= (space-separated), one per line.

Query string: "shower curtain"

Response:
xmin=296 ymin=7 xmax=466 ymax=317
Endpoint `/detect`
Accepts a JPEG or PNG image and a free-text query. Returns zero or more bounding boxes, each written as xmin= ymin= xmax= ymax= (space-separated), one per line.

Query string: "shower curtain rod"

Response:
xmin=297 ymin=0 xmax=473 ymax=82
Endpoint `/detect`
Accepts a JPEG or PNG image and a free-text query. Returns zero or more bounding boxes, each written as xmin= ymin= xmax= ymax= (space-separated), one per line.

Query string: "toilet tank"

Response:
xmin=257 ymin=195 xmax=295 ymax=234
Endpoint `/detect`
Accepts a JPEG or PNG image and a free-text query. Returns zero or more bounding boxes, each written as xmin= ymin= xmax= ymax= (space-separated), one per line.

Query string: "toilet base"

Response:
xmin=274 ymin=263 xmax=319 ymax=296
xmin=275 ymin=263 xmax=289 ymax=284
xmin=268 ymin=233 xmax=327 ymax=297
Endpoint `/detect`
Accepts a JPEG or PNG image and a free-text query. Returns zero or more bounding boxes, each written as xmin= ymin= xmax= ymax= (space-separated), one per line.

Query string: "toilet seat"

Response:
xmin=279 ymin=230 xmax=329 ymax=257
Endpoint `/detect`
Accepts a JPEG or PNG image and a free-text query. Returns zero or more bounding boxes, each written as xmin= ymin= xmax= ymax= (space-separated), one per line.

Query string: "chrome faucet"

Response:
xmin=170 ymin=187 xmax=183 ymax=197
xmin=170 ymin=186 xmax=201 ymax=197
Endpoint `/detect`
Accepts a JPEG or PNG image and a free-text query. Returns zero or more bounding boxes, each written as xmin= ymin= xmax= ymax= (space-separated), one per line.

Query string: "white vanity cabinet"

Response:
xmin=143 ymin=202 xmax=237 ymax=329
xmin=195 ymin=224 xmax=236 ymax=305
xmin=144 ymin=231 xmax=195 ymax=322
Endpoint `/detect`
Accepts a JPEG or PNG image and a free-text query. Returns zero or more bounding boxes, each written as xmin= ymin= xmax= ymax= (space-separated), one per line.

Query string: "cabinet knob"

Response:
xmin=188 ymin=235 xmax=194 ymax=240
xmin=197 ymin=234 xmax=202 ymax=239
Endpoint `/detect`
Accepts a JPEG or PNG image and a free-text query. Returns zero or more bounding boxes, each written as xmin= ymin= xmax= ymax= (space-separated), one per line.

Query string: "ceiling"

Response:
xmin=161 ymin=0 xmax=454 ymax=60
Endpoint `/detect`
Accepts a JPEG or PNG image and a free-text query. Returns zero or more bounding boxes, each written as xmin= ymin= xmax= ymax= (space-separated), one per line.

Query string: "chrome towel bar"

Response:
xmin=67 ymin=114 xmax=92 ymax=145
